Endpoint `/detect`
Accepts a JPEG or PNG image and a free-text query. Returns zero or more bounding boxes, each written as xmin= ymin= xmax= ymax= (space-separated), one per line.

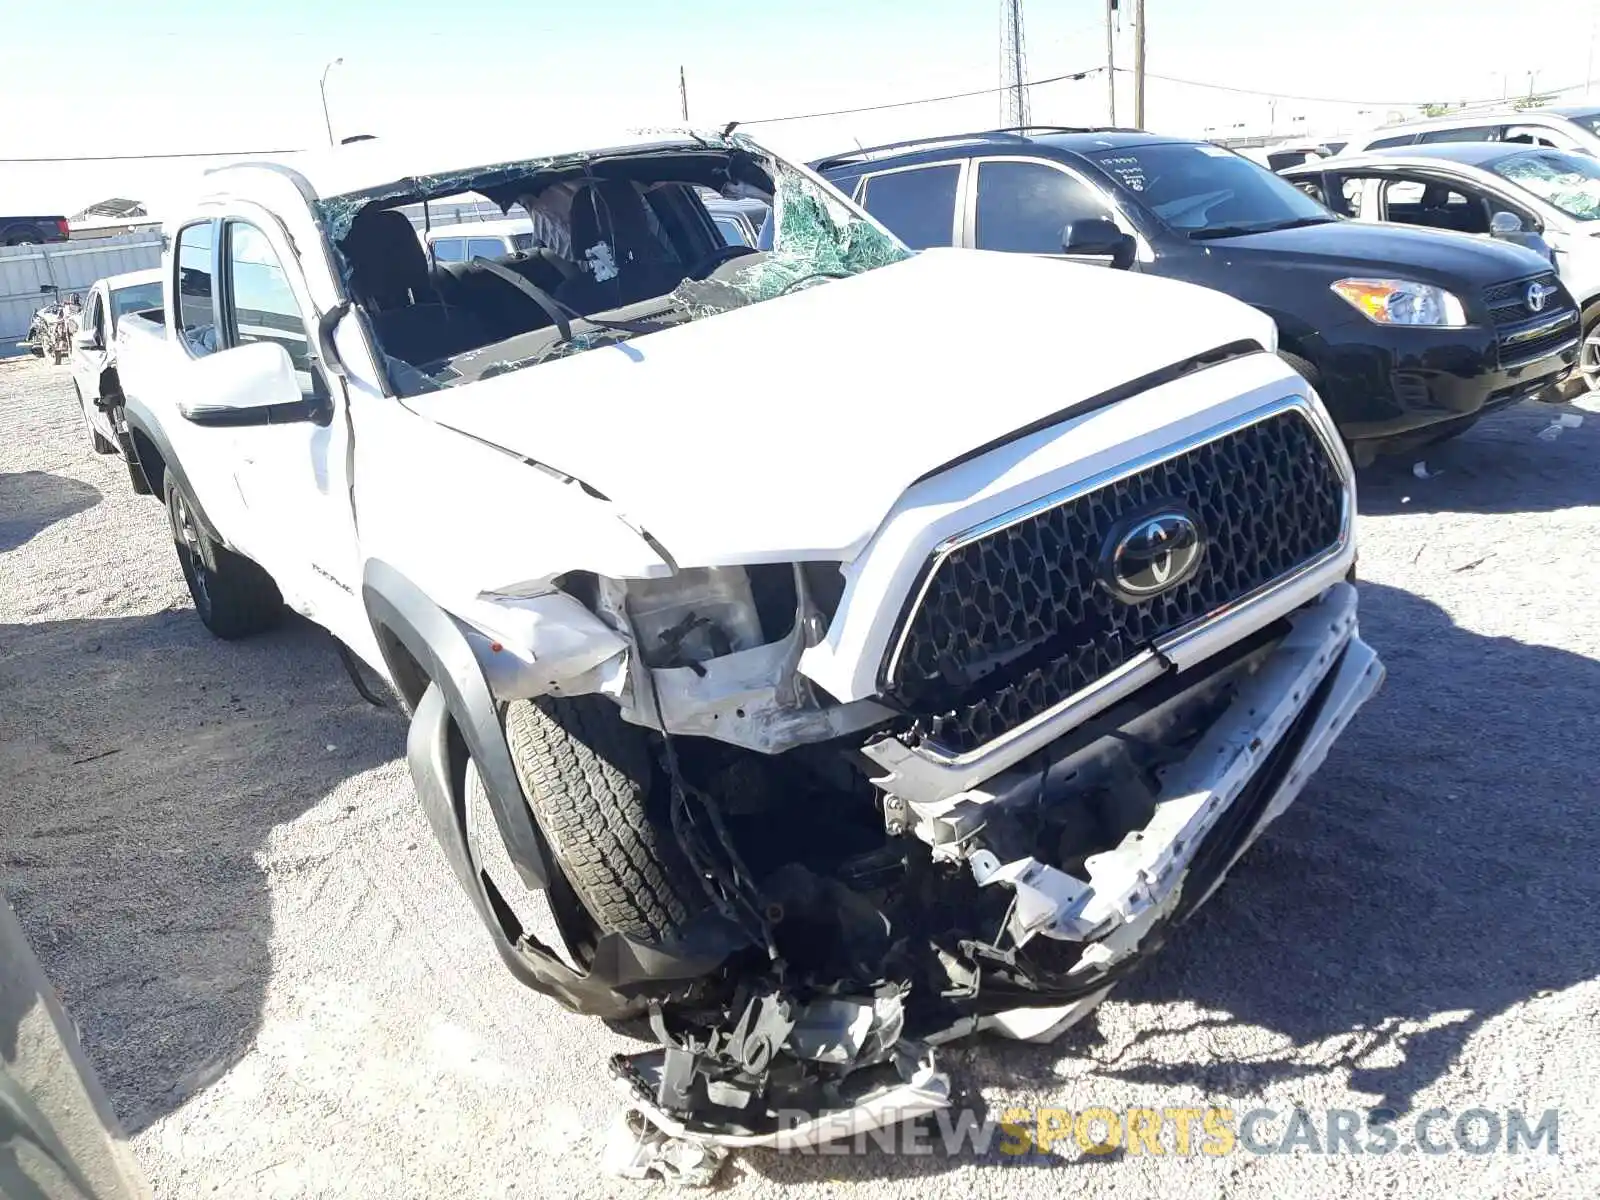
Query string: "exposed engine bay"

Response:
xmin=593 ymin=583 xmax=1380 ymax=1150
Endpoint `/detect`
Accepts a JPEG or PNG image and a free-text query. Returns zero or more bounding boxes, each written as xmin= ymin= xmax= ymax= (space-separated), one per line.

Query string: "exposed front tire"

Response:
xmin=164 ymin=475 xmax=282 ymax=639
xmin=503 ymin=695 xmax=704 ymax=944
xmin=73 ymin=384 xmax=117 ymax=455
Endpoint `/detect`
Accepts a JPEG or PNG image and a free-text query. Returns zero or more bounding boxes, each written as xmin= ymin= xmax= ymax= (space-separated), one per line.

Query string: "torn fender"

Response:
xmin=366 ymin=559 xmax=741 ymax=1015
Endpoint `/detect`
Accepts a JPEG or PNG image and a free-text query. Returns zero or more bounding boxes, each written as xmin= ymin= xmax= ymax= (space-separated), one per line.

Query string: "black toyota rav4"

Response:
xmin=814 ymin=128 xmax=1579 ymax=461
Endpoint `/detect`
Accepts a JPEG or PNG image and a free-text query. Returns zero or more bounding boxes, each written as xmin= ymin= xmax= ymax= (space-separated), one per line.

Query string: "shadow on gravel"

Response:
xmin=1092 ymin=578 xmax=1600 ymax=1112
xmin=0 ymin=609 xmax=401 ymax=1134
xmin=1358 ymin=400 xmax=1600 ymax=516
xmin=0 ymin=471 xmax=102 ymax=552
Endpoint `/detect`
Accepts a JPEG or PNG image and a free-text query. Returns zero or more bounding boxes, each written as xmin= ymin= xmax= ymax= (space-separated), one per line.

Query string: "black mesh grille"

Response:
xmin=1484 ymin=272 xmax=1568 ymax=328
xmin=886 ymin=409 xmax=1345 ymax=754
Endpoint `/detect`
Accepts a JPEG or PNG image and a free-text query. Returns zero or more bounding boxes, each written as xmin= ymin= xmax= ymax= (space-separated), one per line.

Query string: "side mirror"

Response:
xmin=177 ymin=341 xmax=320 ymax=426
xmin=1061 ymin=218 xmax=1137 ymax=269
xmin=73 ymin=327 xmax=100 ymax=350
xmin=1490 ymin=211 xmax=1524 ymax=236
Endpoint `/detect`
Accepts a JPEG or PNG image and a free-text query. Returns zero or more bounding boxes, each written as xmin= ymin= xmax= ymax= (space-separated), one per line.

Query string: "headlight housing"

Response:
xmin=1330 ymin=278 xmax=1468 ymax=327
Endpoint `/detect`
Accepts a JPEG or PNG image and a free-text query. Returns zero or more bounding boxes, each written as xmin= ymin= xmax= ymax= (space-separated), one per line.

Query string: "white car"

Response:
xmin=108 ymin=126 xmax=1381 ymax=1149
xmin=1284 ymin=142 xmax=1600 ymax=393
xmin=420 ymin=216 xmax=539 ymax=264
xmin=69 ymin=268 xmax=163 ymax=460
xmin=1337 ymin=105 xmax=1600 ymax=157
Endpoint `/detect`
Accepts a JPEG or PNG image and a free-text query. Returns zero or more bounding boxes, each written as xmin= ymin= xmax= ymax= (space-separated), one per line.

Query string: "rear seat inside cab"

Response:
xmin=338 ymin=207 xmax=491 ymax=365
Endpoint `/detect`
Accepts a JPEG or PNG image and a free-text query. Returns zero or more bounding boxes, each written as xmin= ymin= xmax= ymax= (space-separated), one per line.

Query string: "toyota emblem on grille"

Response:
xmin=1527 ymin=281 xmax=1555 ymax=313
xmin=1102 ymin=508 xmax=1206 ymax=602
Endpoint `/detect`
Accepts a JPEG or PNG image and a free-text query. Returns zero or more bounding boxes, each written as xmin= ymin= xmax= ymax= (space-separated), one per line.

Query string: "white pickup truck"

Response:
xmin=69 ymin=268 xmax=163 ymax=467
xmin=110 ymin=127 xmax=1383 ymax=1149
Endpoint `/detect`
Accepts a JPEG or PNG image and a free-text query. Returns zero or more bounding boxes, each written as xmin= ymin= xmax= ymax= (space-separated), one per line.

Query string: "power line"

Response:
xmin=739 ymin=65 xmax=1102 ymax=125
xmin=0 ymin=148 xmax=298 ymax=164
xmin=1121 ymin=66 xmax=1592 ymax=109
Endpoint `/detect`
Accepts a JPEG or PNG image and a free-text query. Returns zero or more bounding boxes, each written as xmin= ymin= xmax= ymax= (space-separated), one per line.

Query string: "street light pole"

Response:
xmin=320 ymin=57 xmax=344 ymax=147
xmin=1132 ymin=0 xmax=1146 ymax=130
xmin=1104 ymin=0 xmax=1117 ymax=125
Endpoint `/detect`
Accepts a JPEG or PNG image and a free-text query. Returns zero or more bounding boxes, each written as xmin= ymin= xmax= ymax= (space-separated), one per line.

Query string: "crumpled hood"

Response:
xmin=410 ymin=248 xmax=1274 ymax=566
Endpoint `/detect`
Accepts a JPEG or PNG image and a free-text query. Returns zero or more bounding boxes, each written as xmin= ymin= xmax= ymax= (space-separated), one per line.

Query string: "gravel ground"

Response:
xmin=2 ymin=350 xmax=1597 ymax=1198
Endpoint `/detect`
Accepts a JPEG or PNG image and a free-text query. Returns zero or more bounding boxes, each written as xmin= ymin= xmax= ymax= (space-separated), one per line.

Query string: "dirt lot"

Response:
xmin=2 ymin=350 xmax=1597 ymax=1198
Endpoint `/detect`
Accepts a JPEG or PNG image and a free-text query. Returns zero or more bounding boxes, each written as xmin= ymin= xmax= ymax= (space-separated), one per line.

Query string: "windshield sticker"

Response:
xmin=1099 ymin=155 xmax=1146 ymax=191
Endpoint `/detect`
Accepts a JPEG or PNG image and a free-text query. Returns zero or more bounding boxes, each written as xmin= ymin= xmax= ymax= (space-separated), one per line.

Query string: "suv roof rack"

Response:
xmin=810 ymin=126 xmax=1140 ymax=172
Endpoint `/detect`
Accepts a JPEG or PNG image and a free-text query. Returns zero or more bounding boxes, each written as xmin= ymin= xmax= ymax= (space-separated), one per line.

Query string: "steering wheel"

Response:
xmin=684 ymin=244 xmax=758 ymax=280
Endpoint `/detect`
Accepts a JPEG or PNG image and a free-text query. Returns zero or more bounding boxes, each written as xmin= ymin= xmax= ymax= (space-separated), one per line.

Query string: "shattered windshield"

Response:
xmin=1492 ymin=149 xmax=1600 ymax=221
xmin=318 ymin=138 xmax=909 ymax=397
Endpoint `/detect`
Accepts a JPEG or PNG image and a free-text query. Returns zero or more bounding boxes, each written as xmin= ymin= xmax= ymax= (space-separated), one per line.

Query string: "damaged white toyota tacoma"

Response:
xmin=108 ymin=127 xmax=1384 ymax=1150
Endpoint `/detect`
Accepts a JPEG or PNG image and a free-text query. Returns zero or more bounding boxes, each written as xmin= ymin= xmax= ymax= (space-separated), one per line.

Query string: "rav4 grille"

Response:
xmin=884 ymin=408 xmax=1346 ymax=755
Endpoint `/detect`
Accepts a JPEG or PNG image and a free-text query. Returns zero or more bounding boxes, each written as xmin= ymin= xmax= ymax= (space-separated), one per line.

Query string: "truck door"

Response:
xmin=211 ymin=212 xmax=365 ymax=645
xmin=70 ymin=286 xmax=109 ymax=427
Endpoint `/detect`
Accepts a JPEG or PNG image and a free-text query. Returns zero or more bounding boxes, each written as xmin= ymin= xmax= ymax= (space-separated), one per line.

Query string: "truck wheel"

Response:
xmin=73 ymin=384 xmax=117 ymax=455
xmin=503 ymin=695 xmax=704 ymax=944
xmin=164 ymin=475 xmax=282 ymax=639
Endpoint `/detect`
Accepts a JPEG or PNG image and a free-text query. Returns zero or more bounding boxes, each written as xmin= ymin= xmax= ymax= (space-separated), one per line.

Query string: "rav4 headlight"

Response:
xmin=1331 ymin=278 xmax=1467 ymax=327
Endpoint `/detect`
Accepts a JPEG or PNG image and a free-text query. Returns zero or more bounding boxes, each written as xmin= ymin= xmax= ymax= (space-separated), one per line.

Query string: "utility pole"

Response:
xmin=679 ymin=66 xmax=689 ymax=122
xmin=1132 ymin=0 xmax=1146 ymax=130
xmin=1001 ymin=0 xmax=1031 ymax=128
xmin=1105 ymin=0 xmax=1117 ymax=125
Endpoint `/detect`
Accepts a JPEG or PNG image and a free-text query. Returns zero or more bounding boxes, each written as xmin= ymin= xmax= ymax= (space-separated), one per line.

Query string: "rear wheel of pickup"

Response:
xmin=503 ymin=695 xmax=703 ymax=944
xmin=164 ymin=475 xmax=283 ymax=640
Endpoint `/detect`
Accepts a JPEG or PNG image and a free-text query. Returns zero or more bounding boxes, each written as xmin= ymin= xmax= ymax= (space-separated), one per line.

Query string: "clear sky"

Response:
xmin=2 ymin=0 xmax=1596 ymax=213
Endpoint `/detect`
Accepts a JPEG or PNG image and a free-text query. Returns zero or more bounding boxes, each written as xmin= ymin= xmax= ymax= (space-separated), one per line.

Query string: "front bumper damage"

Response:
xmin=403 ymin=571 xmax=1381 ymax=1157
xmin=612 ymin=583 xmax=1381 ymax=1151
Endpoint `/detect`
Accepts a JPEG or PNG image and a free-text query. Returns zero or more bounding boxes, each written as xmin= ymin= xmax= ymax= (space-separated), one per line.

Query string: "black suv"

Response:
xmin=814 ymin=128 xmax=1579 ymax=461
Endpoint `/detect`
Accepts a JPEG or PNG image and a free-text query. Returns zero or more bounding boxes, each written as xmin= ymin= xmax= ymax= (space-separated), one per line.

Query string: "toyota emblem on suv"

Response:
xmin=1526 ymin=281 xmax=1554 ymax=313
xmin=1102 ymin=508 xmax=1206 ymax=601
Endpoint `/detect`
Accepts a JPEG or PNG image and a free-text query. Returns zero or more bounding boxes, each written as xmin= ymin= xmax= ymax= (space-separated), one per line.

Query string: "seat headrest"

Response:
xmin=340 ymin=207 xmax=430 ymax=309
xmin=568 ymin=180 xmax=664 ymax=266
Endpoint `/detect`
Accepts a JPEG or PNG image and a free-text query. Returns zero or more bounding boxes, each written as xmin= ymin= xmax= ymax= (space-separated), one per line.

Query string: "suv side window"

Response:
xmin=857 ymin=163 xmax=960 ymax=249
xmin=175 ymin=222 xmax=217 ymax=358
xmin=1417 ymin=125 xmax=1501 ymax=144
xmin=1365 ymin=133 xmax=1418 ymax=150
xmin=974 ymin=158 xmax=1114 ymax=253
xmin=1502 ymin=125 xmax=1568 ymax=148
xmin=224 ymin=221 xmax=319 ymax=397
xmin=1380 ymin=178 xmax=1490 ymax=234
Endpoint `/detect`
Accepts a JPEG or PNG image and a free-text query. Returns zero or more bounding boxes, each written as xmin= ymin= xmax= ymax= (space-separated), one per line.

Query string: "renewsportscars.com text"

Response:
xmin=776 ymin=1106 xmax=1561 ymax=1158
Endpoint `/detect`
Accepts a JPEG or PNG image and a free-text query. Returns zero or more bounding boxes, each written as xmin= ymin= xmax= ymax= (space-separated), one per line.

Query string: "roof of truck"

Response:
xmin=211 ymin=128 xmax=727 ymax=202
